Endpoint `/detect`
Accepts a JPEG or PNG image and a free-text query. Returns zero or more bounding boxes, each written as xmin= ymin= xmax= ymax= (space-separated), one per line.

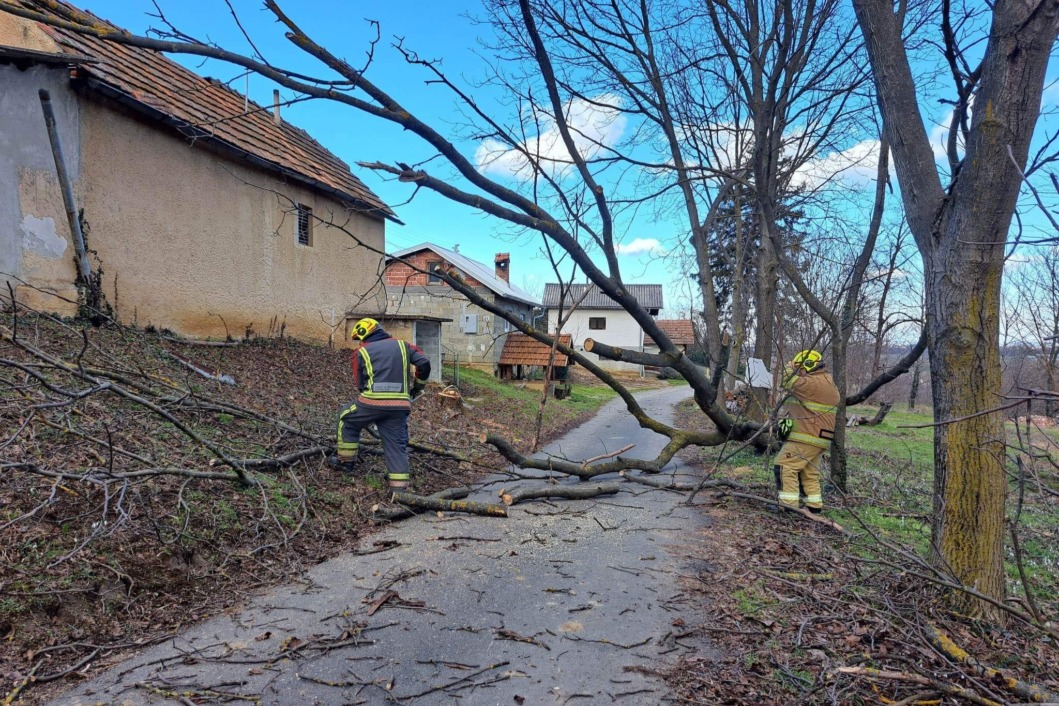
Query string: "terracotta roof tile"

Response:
xmin=650 ymin=320 xmax=696 ymax=346
xmin=499 ymin=333 xmax=573 ymax=367
xmin=19 ymin=1 xmax=394 ymax=220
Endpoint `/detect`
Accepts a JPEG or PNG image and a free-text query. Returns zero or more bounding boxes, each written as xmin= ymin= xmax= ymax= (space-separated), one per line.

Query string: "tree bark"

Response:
xmin=386 ymin=491 xmax=508 ymax=518
xmin=853 ymin=0 xmax=1059 ymax=619
xmin=499 ymin=482 xmax=620 ymax=506
xmin=908 ymin=357 xmax=921 ymax=411
xmin=926 ymin=240 xmax=1007 ymax=615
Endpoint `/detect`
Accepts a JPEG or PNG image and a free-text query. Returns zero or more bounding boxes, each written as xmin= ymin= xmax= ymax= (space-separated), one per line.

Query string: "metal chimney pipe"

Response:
xmin=273 ymin=89 xmax=281 ymax=125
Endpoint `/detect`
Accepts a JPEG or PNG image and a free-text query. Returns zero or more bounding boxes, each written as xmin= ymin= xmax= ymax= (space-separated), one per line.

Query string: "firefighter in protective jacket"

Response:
xmin=774 ymin=350 xmax=839 ymax=513
xmin=332 ymin=318 xmax=431 ymax=490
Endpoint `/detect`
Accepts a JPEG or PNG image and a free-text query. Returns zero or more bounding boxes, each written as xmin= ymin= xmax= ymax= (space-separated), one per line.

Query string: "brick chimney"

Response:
xmin=495 ymin=253 xmax=511 ymax=283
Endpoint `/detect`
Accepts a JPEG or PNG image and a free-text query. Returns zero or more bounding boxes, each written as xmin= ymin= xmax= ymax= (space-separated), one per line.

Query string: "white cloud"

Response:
xmin=929 ymin=95 xmax=974 ymax=167
xmin=615 ymin=237 xmax=666 ymax=255
xmin=1005 ymin=252 xmax=1040 ymax=273
xmin=791 ymin=139 xmax=883 ymax=190
xmin=673 ymin=120 xmax=754 ymax=175
xmin=475 ymin=95 xmax=627 ymax=180
xmin=866 ymin=266 xmax=908 ymax=280
xmin=1042 ymin=80 xmax=1059 ymax=107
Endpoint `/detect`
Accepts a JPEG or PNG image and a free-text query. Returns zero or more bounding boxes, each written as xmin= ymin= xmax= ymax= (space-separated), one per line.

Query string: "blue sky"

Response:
xmin=75 ymin=0 xmax=688 ymax=309
xmin=70 ymin=1 xmax=1059 ymax=324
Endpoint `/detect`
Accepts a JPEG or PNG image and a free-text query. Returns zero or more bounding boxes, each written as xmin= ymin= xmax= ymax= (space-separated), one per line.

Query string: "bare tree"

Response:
xmin=701 ymin=0 xmax=871 ymax=414
xmin=852 ymin=0 xmax=1059 ymax=617
xmin=1008 ymin=247 xmax=1059 ymax=417
xmin=0 ymin=1 xmax=921 ymax=499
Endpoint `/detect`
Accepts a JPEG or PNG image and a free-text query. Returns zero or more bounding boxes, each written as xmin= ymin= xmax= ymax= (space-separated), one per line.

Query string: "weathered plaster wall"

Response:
xmin=548 ymin=307 xmax=646 ymax=373
xmin=11 ymin=93 xmax=387 ymax=342
xmin=0 ymin=62 xmax=81 ymax=312
xmin=0 ymin=13 xmax=61 ymax=53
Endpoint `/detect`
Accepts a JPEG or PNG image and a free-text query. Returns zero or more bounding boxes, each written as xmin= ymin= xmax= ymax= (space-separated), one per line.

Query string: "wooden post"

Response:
xmin=38 ymin=89 xmax=92 ymax=284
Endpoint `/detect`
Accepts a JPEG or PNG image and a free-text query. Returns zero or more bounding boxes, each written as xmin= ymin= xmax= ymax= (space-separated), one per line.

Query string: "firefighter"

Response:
xmin=774 ymin=349 xmax=839 ymax=513
xmin=331 ymin=318 xmax=431 ymax=490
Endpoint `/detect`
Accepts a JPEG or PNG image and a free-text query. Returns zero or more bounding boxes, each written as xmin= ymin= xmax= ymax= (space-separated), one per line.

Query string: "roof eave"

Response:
xmin=80 ymin=76 xmax=402 ymax=225
xmin=0 ymin=45 xmax=96 ymax=65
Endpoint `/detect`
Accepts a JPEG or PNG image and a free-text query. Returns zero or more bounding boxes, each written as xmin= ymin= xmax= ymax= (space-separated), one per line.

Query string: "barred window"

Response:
xmin=296 ymin=204 xmax=313 ymax=246
xmin=589 ymin=317 xmax=606 ymax=330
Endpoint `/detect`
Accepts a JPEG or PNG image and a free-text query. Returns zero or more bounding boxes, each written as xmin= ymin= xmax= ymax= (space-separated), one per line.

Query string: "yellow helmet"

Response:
xmin=351 ymin=317 xmax=379 ymax=341
xmin=791 ymin=349 xmax=823 ymax=372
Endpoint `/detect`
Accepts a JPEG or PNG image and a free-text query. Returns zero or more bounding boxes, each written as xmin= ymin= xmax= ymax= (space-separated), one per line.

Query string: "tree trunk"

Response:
xmin=750 ymin=216 xmax=778 ymax=422
xmin=908 ymin=357 xmax=921 ymax=411
xmin=1045 ymin=358 xmax=1056 ymax=418
xmin=726 ymin=186 xmax=748 ymax=393
xmin=852 ymin=0 xmax=1059 ymax=621
xmin=927 ymin=244 xmax=1006 ymax=618
xmin=830 ymin=336 xmax=849 ymax=491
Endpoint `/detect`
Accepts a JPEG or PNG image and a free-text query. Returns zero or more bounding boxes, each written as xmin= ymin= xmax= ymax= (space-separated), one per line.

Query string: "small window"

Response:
xmin=589 ymin=317 xmax=606 ymax=330
xmin=427 ymin=261 xmax=444 ymax=284
xmin=296 ymin=204 xmax=313 ymax=246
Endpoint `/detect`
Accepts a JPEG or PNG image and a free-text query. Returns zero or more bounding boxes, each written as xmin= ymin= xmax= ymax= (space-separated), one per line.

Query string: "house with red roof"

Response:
xmin=383 ymin=243 xmax=540 ymax=370
xmin=0 ymin=1 xmax=394 ymax=343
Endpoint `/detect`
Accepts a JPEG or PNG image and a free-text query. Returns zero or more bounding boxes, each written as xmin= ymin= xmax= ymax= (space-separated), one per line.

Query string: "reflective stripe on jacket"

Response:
xmin=782 ymin=369 xmax=840 ymax=447
xmin=352 ymin=335 xmax=431 ymax=407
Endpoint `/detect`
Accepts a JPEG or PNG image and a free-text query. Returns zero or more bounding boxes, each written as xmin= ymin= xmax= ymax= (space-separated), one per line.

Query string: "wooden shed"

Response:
xmin=497 ymin=333 xmax=574 ymax=381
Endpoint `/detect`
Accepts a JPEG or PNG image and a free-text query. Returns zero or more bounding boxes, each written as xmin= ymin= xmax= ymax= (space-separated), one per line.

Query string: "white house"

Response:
xmin=543 ymin=283 xmax=663 ymax=373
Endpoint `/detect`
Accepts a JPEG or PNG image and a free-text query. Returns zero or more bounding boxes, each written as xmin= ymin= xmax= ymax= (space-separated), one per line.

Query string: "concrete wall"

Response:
xmin=549 ymin=307 xmax=647 ymax=373
xmin=5 ymin=77 xmax=386 ymax=342
xmin=385 ymin=283 xmax=534 ymax=368
xmin=0 ymin=62 xmax=82 ymax=310
xmin=372 ymin=318 xmax=441 ymax=381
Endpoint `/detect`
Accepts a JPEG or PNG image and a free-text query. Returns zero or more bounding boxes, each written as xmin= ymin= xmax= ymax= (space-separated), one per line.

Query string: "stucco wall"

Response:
xmin=9 ymin=86 xmax=387 ymax=342
xmin=0 ymin=62 xmax=82 ymax=311
xmin=548 ymin=307 xmax=647 ymax=373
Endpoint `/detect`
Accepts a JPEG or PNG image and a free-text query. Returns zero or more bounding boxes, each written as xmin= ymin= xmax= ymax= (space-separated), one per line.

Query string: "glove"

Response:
xmin=411 ymin=381 xmax=426 ymax=401
xmin=777 ymin=418 xmax=793 ymax=440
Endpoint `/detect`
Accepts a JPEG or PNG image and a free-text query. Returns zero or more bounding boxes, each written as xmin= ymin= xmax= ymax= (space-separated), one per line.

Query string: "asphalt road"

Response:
xmin=55 ymin=384 xmax=715 ymax=706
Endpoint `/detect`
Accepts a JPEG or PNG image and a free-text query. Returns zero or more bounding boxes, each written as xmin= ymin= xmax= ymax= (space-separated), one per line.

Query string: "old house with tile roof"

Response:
xmin=0 ymin=1 xmax=393 ymax=343
xmin=542 ymin=283 xmax=663 ymax=373
xmin=645 ymin=320 xmax=698 ymax=353
xmin=384 ymin=243 xmax=540 ymax=369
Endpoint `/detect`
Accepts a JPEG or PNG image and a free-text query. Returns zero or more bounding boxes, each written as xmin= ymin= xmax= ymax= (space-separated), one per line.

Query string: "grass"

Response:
xmin=686 ymin=400 xmax=1059 ymax=609
xmin=445 ymin=365 xmax=619 ymax=413
xmin=840 ymin=409 xmax=1059 ymax=595
xmin=732 ymin=580 xmax=773 ymax=617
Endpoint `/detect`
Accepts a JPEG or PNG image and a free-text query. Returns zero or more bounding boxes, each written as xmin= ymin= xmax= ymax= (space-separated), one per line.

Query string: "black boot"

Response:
xmin=327 ymin=455 xmax=357 ymax=474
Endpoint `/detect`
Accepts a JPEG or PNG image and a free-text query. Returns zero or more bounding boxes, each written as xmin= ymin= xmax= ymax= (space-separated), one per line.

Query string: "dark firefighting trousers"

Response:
xmin=336 ymin=400 xmax=411 ymax=487
xmin=773 ymin=440 xmax=825 ymax=511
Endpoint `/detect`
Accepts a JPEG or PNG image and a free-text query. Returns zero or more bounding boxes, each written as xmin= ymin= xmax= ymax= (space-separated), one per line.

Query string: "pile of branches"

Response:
xmin=0 ymin=302 xmax=481 ymax=699
xmin=666 ymin=400 xmax=1059 ymax=706
xmin=667 ymin=500 xmax=1059 ymax=706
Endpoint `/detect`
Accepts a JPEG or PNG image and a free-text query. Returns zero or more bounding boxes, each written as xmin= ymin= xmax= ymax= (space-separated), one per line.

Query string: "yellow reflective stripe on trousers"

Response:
xmin=798 ymin=400 xmax=838 ymax=413
xmin=778 ymin=491 xmax=800 ymax=504
xmin=388 ymin=473 xmax=410 ymax=481
xmin=336 ymin=400 xmax=357 ymax=444
xmin=805 ymin=494 xmax=823 ymax=504
xmin=788 ymin=431 xmax=830 ymax=448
